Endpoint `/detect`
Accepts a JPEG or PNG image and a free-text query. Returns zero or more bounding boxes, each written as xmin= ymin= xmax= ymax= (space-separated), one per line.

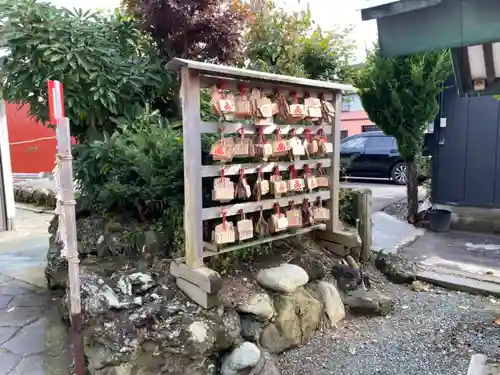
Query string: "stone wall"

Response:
xmin=64 ymin=261 xmax=345 ymax=375
xmin=14 ymin=178 xmax=57 ymax=208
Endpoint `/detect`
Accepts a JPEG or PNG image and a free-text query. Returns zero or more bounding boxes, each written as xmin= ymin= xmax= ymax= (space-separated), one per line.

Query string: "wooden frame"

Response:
xmin=167 ymin=58 xmax=356 ymax=307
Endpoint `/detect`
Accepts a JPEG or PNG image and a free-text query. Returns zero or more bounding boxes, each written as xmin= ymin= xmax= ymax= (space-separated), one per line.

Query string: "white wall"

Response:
xmin=0 ymin=100 xmax=16 ymax=230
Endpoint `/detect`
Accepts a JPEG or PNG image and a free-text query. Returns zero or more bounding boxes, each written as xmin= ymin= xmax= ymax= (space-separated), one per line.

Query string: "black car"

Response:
xmin=340 ymin=131 xmax=407 ymax=184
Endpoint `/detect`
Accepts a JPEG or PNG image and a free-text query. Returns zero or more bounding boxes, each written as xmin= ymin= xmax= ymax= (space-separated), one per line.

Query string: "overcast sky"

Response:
xmin=48 ymin=0 xmax=378 ymax=62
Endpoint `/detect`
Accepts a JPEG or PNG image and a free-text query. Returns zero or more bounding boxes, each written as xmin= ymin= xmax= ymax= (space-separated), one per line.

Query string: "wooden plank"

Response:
xmin=181 ymin=67 xmax=204 ymax=269
xmin=357 ymin=189 xmax=372 ymax=262
xmin=170 ymin=262 xmax=222 ymax=294
xmin=201 ymin=158 xmax=331 ymax=178
xmin=327 ymin=93 xmax=342 ymax=231
xmin=166 ymin=58 xmax=356 ymax=92
xmin=175 ymin=224 xmax=326 ymax=261
xmin=314 ymin=228 xmax=362 ymax=247
xmin=202 ymin=190 xmax=331 ymax=220
xmin=199 ymin=75 xmax=334 ymax=100
xmin=199 ymin=121 xmax=332 ymax=135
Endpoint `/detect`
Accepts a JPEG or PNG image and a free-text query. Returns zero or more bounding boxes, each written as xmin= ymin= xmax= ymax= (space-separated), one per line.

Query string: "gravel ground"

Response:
xmin=278 ymin=284 xmax=500 ymax=375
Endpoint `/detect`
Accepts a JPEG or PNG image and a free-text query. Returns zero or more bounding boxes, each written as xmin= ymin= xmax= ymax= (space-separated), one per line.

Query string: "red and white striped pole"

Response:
xmin=48 ymin=80 xmax=85 ymax=375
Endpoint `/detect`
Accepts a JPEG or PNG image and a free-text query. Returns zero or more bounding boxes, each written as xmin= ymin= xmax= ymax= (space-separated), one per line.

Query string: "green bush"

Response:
xmin=73 ymin=107 xmax=184 ymax=248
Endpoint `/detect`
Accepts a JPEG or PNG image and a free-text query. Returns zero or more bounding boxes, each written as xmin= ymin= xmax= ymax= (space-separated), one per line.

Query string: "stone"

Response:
xmin=117 ymin=272 xmax=156 ymax=295
xmin=79 ymin=272 xmax=138 ymax=314
xmin=78 ymin=270 xmax=241 ymax=375
xmin=0 ymin=351 xmax=21 ymax=375
xmin=0 ymin=327 xmax=17 ymax=345
xmin=316 ymin=281 xmax=345 ymax=327
xmin=257 ymin=264 xmax=309 ymax=294
xmin=9 ymin=354 xmax=45 ymax=375
xmin=343 ymin=289 xmax=395 ymax=316
xmin=0 ymin=306 xmax=44 ymax=327
xmin=2 ymin=317 xmax=47 ymax=355
xmin=0 ymin=294 xmax=13 ymax=309
xmin=374 ymin=252 xmax=417 ymax=284
xmin=9 ymin=293 xmax=48 ymax=308
xmin=251 ymin=353 xmax=281 ymax=375
xmin=240 ymin=316 xmax=264 ymax=342
xmin=411 ymin=280 xmax=429 ymax=292
xmin=260 ymin=287 xmax=322 ymax=353
xmin=237 ymin=293 xmax=274 ymax=322
xmin=221 ymin=342 xmax=261 ymax=375
xmin=291 ymin=255 xmax=325 ymax=281
xmin=331 ymin=263 xmax=367 ymax=293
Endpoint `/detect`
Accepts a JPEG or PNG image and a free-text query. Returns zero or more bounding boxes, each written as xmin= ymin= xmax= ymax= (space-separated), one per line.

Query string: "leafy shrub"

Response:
xmin=73 ymin=107 xmax=183 ymax=221
xmin=339 ymin=188 xmax=358 ymax=226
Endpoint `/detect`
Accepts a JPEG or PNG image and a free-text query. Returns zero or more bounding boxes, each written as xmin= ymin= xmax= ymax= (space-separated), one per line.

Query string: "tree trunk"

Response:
xmin=405 ymin=158 xmax=419 ymax=224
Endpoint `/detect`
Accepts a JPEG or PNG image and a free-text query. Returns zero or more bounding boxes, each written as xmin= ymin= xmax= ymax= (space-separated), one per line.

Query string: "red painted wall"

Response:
xmin=340 ymin=110 xmax=375 ymax=137
xmin=6 ymin=103 xmax=58 ymax=174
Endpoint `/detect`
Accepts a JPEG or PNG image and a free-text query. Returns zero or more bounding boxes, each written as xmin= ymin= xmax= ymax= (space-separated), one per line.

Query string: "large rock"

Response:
xmin=76 ymin=270 xmax=241 ymax=375
xmin=375 ymin=252 xmax=418 ymax=284
xmin=257 ymin=264 xmax=309 ymax=294
xmin=221 ymin=342 xmax=261 ymax=375
xmin=249 ymin=352 xmax=281 ymax=375
xmin=237 ymin=293 xmax=274 ymax=322
xmin=291 ymin=255 xmax=325 ymax=281
xmin=240 ymin=316 xmax=265 ymax=342
xmin=316 ymin=281 xmax=345 ymax=328
xmin=331 ymin=263 xmax=367 ymax=293
xmin=343 ymin=289 xmax=395 ymax=316
xmin=260 ymin=287 xmax=322 ymax=353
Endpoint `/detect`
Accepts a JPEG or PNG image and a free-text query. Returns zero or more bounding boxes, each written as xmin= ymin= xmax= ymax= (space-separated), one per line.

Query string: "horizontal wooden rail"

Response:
xmin=167 ymin=58 xmax=356 ymax=92
xmin=201 ymin=158 xmax=331 ymax=177
xmin=199 ymin=76 xmax=335 ymax=101
xmin=202 ymin=190 xmax=330 ymax=220
xmin=199 ymin=121 xmax=332 ymax=135
xmin=189 ymin=224 xmax=326 ymax=260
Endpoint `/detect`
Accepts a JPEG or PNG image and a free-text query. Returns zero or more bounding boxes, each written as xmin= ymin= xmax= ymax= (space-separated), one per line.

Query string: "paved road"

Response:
xmin=341 ymin=180 xmax=408 ymax=212
xmin=0 ymin=208 xmax=69 ymax=375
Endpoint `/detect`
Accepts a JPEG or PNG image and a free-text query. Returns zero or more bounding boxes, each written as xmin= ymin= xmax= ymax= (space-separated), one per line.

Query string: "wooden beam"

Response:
xmin=201 ymin=158 xmax=331 ymax=178
xmin=181 ymin=67 xmax=204 ymax=269
xmin=357 ymin=189 xmax=372 ymax=262
xmin=327 ymin=93 xmax=342 ymax=231
xmin=199 ymin=76 xmax=334 ymax=100
xmin=202 ymin=190 xmax=330 ymax=220
xmin=482 ymin=43 xmax=496 ymax=84
xmin=198 ymin=121 xmax=332 ymax=135
xmin=175 ymin=224 xmax=326 ymax=261
xmin=314 ymin=228 xmax=362 ymax=247
xmin=166 ymin=58 xmax=355 ymax=92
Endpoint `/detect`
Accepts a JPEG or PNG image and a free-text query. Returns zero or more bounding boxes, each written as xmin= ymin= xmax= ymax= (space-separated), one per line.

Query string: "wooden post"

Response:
xmin=357 ymin=188 xmax=372 ymax=262
xmin=180 ymin=67 xmax=204 ymax=269
xmin=55 ymin=117 xmax=85 ymax=375
xmin=327 ymin=91 xmax=342 ymax=232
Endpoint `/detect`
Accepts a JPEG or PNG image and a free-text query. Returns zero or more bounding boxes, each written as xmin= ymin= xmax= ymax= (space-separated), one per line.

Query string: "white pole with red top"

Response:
xmin=48 ymin=80 xmax=85 ymax=375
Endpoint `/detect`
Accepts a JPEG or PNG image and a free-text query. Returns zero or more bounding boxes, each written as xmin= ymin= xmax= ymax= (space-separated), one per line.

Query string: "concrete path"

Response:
xmin=0 ymin=208 xmax=70 ymax=375
xmin=371 ymin=211 xmax=425 ymax=253
xmin=400 ymin=230 xmax=500 ymax=297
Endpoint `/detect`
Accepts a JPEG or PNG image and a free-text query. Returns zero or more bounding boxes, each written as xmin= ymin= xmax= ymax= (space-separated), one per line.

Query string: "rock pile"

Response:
xmin=56 ymin=260 xmax=347 ymax=375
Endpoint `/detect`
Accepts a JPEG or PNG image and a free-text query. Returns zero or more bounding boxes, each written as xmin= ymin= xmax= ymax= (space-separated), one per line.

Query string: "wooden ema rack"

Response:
xmin=166 ymin=58 xmax=357 ymax=308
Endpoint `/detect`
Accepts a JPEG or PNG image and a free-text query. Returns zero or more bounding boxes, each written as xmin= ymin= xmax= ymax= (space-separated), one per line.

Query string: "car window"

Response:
xmin=366 ymin=136 xmax=395 ymax=149
xmin=341 ymin=137 xmax=367 ymax=149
